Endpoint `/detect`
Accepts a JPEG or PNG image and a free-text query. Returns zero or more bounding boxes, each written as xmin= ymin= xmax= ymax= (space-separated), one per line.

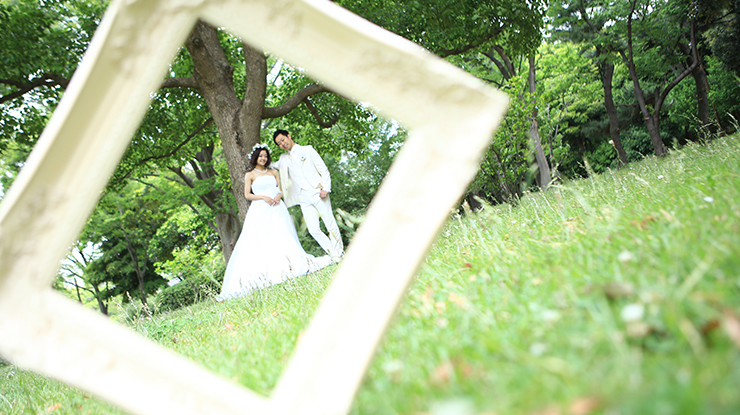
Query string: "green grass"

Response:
xmin=3 ymin=136 xmax=740 ymax=415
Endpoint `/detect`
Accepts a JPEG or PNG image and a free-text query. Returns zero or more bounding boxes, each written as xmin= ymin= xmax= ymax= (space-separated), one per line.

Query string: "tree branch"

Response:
xmin=483 ymin=47 xmax=509 ymax=80
xmin=167 ymin=166 xmax=196 ymax=189
xmin=303 ymin=97 xmax=340 ymax=128
xmin=261 ymin=84 xmax=329 ymax=119
xmin=161 ymin=172 xmax=189 ymax=187
xmin=137 ymin=177 xmax=206 ymax=218
xmin=0 ymin=73 xmax=69 ymax=104
xmin=160 ymin=77 xmax=198 ymax=89
xmin=434 ymin=30 xmax=500 ymax=58
xmin=116 ymin=118 xmax=214 ymax=182
xmin=579 ymin=0 xmax=603 ymax=35
xmin=60 ymin=279 xmax=96 ymax=295
xmin=656 ymin=19 xmax=700 ymax=115
xmin=165 ymin=166 xmax=220 ymax=212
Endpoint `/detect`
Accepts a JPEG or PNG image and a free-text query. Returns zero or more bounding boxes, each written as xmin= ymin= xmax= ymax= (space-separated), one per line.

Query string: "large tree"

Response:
xmin=1 ymin=1 xmax=372 ymax=263
xmin=549 ymin=1 xmax=631 ymax=165
xmin=570 ymin=0 xmax=702 ymax=157
xmin=0 ymin=0 xmax=102 ymax=179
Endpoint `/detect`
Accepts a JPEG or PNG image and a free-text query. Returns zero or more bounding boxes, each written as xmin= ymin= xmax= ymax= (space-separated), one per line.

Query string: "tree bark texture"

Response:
xmin=240 ymin=42 xmax=267 ymax=142
xmin=185 ymin=21 xmax=252 ymax=223
xmin=528 ymin=55 xmax=551 ymax=189
xmin=678 ymin=24 xmax=713 ymax=136
xmin=602 ymin=62 xmax=629 ymax=164
xmin=123 ymin=233 xmax=148 ymax=307
xmin=194 ymin=145 xmax=241 ymax=263
xmin=624 ymin=0 xmax=667 ymax=157
xmin=92 ymin=284 xmax=108 ymax=316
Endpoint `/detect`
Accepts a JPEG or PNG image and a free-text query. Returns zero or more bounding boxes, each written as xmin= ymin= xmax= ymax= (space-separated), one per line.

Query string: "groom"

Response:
xmin=272 ymin=129 xmax=344 ymax=261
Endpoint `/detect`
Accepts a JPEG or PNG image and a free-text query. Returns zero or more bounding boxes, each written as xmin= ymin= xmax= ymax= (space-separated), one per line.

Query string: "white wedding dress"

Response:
xmin=217 ymin=175 xmax=332 ymax=301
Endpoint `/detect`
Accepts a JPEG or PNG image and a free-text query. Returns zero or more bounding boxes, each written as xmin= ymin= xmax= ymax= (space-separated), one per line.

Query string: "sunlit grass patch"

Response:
xmin=355 ymin=136 xmax=740 ymax=414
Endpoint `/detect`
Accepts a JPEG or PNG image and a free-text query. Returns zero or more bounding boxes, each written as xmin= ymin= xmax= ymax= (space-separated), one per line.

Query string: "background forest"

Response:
xmin=1 ymin=0 xmax=738 ymax=316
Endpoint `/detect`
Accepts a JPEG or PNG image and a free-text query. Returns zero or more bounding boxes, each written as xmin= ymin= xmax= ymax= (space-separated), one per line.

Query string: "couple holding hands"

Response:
xmin=217 ymin=129 xmax=344 ymax=301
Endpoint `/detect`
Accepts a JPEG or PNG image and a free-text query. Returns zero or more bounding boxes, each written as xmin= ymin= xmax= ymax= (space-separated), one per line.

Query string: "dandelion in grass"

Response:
xmin=381 ymin=359 xmax=404 ymax=382
xmin=620 ymin=303 xmax=645 ymax=323
xmin=542 ymin=309 xmax=561 ymax=323
xmin=618 ymin=250 xmax=635 ymax=263
xmin=529 ymin=342 xmax=548 ymax=356
xmin=429 ymin=398 xmax=476 ymax=415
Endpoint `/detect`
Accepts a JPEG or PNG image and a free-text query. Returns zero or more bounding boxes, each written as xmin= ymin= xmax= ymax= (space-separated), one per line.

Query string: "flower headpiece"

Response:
xmin=249 ymin=142 xmax=269 ymax=159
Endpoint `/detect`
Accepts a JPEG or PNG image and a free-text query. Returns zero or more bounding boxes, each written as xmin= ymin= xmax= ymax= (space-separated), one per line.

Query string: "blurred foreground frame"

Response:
xmin=0 ymin=0 xmax=508 ymax=414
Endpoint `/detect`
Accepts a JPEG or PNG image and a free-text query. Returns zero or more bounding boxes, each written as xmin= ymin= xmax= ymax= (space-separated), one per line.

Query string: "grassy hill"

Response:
xmin=3 ymin=135 xmax=740 ymax=415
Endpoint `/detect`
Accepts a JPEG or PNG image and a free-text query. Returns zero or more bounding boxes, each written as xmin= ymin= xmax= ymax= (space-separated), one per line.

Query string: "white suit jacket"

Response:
xmin=273 ymin=144 xmax=331 ymax=207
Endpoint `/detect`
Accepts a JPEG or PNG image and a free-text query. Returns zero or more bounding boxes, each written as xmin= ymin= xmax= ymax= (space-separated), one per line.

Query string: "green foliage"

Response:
xmin=151 ymin=206 xmax=221 ymax=263
xmin=536 ymin=42 xmax=601 ymax=176
xmin=0 ymin=0 xmax=106 ymax=189
xmin=263 ymin=62 xmax=377 ymax=159
xmin=665 ymin=55 xmax=740 ymax=138
xmin=546 ymin=0 xmax=734 ymax=162
xmin=155 ymin=215 xmax=226 ymax=313
xmin=621 ymin=125 xmax=656 ymax=161
xmin=329 ymin=118 xmax=404 ymax=215
xmin=0 ymin=0 xmax=98 ymax=82
xmin=81 ymin=181 xmax=174 ymax=305
xmin=585 ymin=140 xmax=618 ymax=173
xmin=706 ymin=56 xmax=740 ymax=132
xmin=157 ymin=273 xmax=220 ymax=313
xmin=469 ymin=75 xmax=532 ymax=203
xmin=706 ymin=2 xmax=740 ymax=77
xmin=338 ymin=0 xmax=546 ymax=58
xmin=113 ymin=89 xmax=215 ymax=187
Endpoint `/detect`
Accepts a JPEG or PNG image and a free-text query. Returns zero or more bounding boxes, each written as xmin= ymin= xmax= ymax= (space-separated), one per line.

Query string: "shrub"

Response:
xmin=157 ymin=275 xmax=220 ymax=312
xmin=584 ymin=139 xmax=618 ymax=173
xmin=622 ymin=126 xmax=655 ymax=161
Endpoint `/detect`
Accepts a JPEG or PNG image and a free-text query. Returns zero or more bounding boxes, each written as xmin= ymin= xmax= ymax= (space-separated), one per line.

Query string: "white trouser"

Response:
xmin=300 ymin=194 xmax=343 ymax=257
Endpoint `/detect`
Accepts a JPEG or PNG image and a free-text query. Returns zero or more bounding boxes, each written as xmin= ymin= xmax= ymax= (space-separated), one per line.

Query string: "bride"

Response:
xmin=217 ymin=144 xmax=332 ymax=301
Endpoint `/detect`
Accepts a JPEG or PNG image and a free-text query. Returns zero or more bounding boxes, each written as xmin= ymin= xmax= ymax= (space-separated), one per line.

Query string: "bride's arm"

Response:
xmin=271 ymin=170 xmax=283 ymax=204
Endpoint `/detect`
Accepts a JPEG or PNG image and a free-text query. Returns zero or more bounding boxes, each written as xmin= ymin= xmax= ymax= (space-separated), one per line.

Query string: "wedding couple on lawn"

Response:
xmin=217 ymin=129 xmax=345 ymax=301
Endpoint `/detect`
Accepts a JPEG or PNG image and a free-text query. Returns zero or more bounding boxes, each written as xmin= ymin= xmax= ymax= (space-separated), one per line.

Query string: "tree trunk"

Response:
xmin=123 ymin=236 xmax=148 ymax=307
xmin=622 ymin=1 xmax=700 ymax=157
xmin=491 ymin=147 xmax=513 ymax=200
xmin=623 ymin=0 xmax=667 ymax=157
xmin=677 ymin=43 xmax=710 ymax=140
xmin=691 ymin=62 xmax=711 ymax=131
xmin=214 ymin=212 xmax=241 ymax=262
xmin=528 ymin=55 xmax=551 ymax=188
xmin=92 ymin=284 xmax=108 ymax=316
xmin=602 ymin=62 xmax=629 ymax=164
xmin=239 ymin=41 xmax=268 ymax=187
xmin=193 ymin=145 xmax=241 ymax=262
xmin=185 ymin=21 xmax=251 ymax=222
